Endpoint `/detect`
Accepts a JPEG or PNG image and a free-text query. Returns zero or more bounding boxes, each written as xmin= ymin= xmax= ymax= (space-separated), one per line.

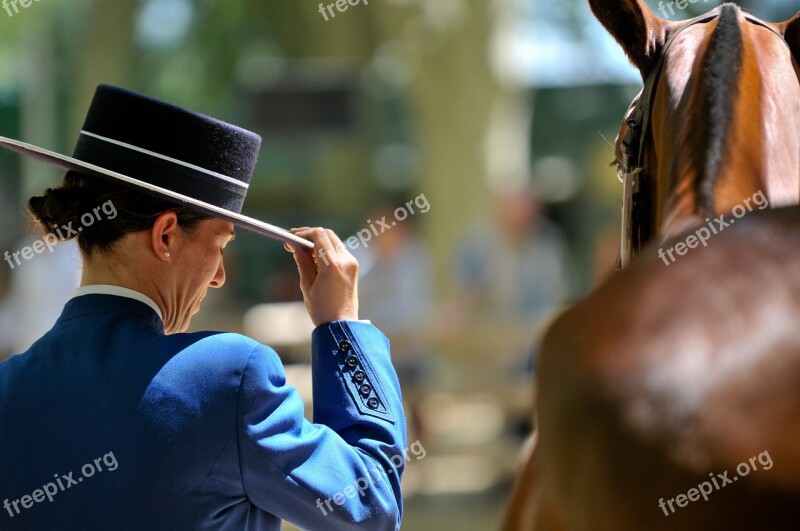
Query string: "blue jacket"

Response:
xmin=0 ymin=294 xmax=407 ymax=530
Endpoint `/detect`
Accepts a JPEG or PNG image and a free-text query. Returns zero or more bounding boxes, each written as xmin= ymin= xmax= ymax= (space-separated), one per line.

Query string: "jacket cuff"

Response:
xmin=311 ymin=320 xmax=397 ymax=424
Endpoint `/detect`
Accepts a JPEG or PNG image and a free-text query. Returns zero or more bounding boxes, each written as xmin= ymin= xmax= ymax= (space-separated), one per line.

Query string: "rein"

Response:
xmin=617 ymin=11 xmax=788 ymax=269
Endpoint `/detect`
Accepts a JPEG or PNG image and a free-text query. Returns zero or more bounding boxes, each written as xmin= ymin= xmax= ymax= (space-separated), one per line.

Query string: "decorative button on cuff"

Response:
xmin=326 ymin=323 xmax=395 ymax=422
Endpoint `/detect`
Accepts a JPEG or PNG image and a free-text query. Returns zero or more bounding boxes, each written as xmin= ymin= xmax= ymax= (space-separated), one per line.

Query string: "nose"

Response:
xmin=210 ymin=258 xmax=226 ymax=288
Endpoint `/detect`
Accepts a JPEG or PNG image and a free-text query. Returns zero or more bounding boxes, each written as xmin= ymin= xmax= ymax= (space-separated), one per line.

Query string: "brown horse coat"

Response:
xmin=526 ymin=206 xmax=800 ymax=530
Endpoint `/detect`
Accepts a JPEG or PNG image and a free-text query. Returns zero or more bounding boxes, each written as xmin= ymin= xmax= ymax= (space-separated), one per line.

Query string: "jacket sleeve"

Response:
xmin=237 ymin=320 xmax=407 ymax=531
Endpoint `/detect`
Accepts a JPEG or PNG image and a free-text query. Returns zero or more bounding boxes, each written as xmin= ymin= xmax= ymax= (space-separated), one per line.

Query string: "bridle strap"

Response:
xmin=621 ymin=12 xmax=719 ymax=176
xmin=619 ymin=13 xmax=718 ymax=269
xmin=744 ymin=15 xmax=788 ymax=43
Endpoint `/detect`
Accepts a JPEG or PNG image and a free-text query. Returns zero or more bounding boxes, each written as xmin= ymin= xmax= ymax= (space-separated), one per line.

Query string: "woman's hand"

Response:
xmin=285 ymin=227 xmax=359 ymax=326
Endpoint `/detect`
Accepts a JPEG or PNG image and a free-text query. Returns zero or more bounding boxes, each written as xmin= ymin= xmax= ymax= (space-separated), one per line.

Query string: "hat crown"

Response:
xmin=80 ymin=84 xmax=261 ymax=184
xmin=0 ymin=83 xmax=313 ymax=247
xmin=69 ymin=84 xmax=263 ymax=214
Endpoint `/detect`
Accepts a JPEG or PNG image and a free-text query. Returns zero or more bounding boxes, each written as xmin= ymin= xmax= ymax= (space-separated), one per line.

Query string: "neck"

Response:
xmin=654 ymin=13 xmax=800 ymax=241
xmin=82 ymin=254 xmax=169 ymax=325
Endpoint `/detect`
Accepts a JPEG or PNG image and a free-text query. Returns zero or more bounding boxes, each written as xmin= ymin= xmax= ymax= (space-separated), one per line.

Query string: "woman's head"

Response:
xmin=28 ymin=170 xmax=235 ymax=333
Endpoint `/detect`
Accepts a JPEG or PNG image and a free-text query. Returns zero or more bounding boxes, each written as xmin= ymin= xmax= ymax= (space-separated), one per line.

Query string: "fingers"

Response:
xmin=285 ymin=240 xmax=317 ymax=292
xmin=286 ymin=227 xmax=359 ymax=324
xmin=291 ymin=227 xmax=339 ymax=267
xmin=326 ymin=229 xmax=347 ymax=254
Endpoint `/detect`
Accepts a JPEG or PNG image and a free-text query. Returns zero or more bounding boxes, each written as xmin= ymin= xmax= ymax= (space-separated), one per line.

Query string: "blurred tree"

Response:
xmin=256 ymin=0 xmax=527 ymax=292
xmin=69 ymin=0 xmax=138 ymax=134
xmin=221 ymin=0 xmax=526 ymax=293
xmin=366 ymin=0 xmax=503 ymax=292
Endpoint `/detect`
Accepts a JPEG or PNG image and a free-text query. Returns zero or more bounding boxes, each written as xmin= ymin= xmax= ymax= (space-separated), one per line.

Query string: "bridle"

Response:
xmin=616 ymin=9 xmax=788 ymax=269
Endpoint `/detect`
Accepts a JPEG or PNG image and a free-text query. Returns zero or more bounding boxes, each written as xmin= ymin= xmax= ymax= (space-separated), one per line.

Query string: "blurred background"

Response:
xmin=0 ymin=0 xmax=795 ymax=528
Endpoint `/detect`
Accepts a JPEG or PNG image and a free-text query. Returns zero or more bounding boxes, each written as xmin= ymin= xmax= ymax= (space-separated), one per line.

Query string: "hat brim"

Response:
xmin=0 ymin=136 xmax=313 ymax=248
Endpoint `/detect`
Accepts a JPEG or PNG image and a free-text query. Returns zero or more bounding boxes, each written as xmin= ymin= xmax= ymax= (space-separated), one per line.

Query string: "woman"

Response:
xmin=0 ymin=85 xmax=406 ymax=530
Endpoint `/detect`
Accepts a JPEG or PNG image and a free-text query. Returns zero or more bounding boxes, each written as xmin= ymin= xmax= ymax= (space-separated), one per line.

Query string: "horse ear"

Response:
xmin=780 ymin=12 xmax=800 ymax=65
xmin=588 ymin=0 xmax=669 ymax=77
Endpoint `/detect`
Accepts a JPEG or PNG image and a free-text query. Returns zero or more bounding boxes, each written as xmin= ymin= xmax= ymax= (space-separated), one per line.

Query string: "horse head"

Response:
xmin=593 ymin=0 xmax=800 ymax=253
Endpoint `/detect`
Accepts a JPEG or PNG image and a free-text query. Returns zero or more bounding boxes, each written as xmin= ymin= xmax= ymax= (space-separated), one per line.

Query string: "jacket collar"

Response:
xmin=56 ymin=293 xmax=164 ymax=333
xmin=71 ymin=284 xmax=163 ymax=321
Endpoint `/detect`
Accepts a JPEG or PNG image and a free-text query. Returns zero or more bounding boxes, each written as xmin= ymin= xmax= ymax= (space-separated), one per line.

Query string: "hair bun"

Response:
xmin=28 ymin=186 xmax=94 ymax=239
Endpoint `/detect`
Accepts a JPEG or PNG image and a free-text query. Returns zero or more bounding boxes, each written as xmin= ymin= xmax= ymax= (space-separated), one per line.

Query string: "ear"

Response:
xmin=779 ymin=12 xmax=800 ymax=66
xmin=151 ymin=211 xmax=179 ymax=260
xmin=589 ymin=0 xmax=670 ymax=78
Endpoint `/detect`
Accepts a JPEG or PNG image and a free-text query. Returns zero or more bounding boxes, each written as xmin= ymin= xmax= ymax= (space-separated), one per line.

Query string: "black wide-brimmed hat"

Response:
xmin=0 ymin=84 xmax=312 ymax=248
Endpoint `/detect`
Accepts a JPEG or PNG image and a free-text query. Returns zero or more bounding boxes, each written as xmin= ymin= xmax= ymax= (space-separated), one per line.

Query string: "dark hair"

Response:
xmin=28 ymin=171 xmax=211 ymax=258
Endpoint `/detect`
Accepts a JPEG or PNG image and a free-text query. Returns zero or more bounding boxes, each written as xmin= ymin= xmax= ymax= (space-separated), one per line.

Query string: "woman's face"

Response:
xmin=166 ymin=218 xmax=234 ymax=333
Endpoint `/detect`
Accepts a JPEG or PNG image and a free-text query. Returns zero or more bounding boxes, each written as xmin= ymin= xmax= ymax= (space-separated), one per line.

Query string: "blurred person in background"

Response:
xmin=0 ymin=188 xmax=14 ymax=359
xmin=0 ymin=255 xmax=8 ymax=360
xmin=451 ymin=187 xmax=570 ymax=328
xmin=355 ymin=202 xmax=435 ymax=440
xmin=444 ymin=186 xmax=571 ymax=437
xmin=356 ymin=202 xmax=434 ymax=387
xmin=0 ymin=237 xmax=80 ymax=356
xmin=0 ymin=84 xmax=407 ymax=531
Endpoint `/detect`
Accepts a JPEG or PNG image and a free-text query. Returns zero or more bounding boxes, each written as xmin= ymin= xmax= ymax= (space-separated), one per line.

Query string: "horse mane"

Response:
xmin=697 ymin=3 xmax=743 ymax=216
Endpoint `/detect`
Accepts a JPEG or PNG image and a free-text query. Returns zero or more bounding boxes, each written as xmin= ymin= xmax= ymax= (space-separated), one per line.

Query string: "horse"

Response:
xmin=503 ymin=1 xmax=800 ymax=529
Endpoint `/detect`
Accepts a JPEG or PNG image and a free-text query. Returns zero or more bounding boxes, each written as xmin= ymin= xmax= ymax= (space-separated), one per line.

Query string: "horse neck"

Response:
xmin=651 ymin=19 xmax=800 ymax=242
